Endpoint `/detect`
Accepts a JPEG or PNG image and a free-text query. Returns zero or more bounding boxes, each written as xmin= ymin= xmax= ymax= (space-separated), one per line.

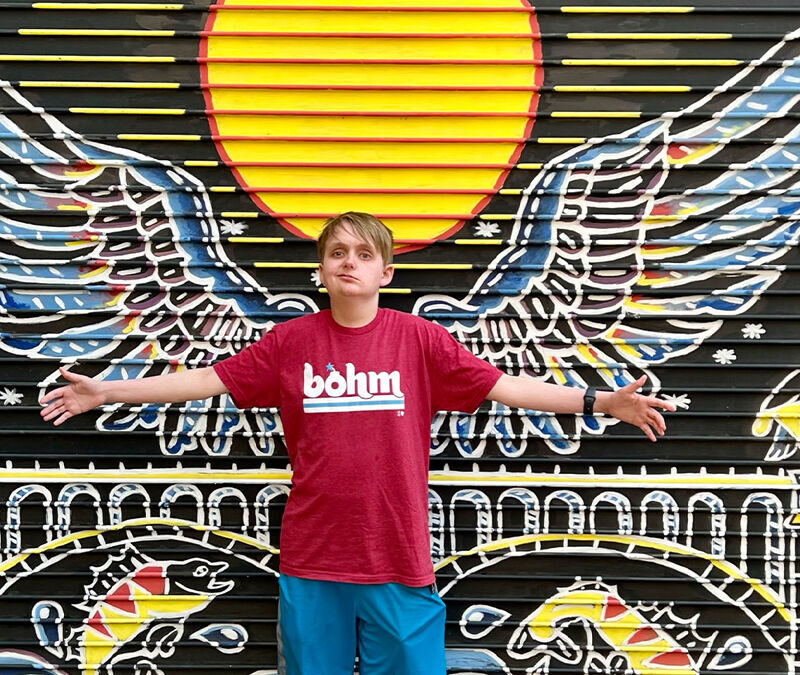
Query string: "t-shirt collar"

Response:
xmin=324 ymin=307 xmax=386 ymax=335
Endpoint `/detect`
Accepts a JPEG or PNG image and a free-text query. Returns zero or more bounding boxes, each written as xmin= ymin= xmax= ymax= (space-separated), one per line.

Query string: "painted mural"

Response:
xmin=0 ymin=0 xmax=798 ymax=672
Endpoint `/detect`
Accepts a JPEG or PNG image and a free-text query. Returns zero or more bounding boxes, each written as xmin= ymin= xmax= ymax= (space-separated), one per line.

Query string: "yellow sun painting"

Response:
xmin=200 ymin=0 xmax=541 ymax=249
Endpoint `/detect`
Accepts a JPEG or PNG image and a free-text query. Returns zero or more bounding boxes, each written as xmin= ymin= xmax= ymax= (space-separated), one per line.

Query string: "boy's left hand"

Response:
xmin=598 ymin=376 xmax=676 ymax=442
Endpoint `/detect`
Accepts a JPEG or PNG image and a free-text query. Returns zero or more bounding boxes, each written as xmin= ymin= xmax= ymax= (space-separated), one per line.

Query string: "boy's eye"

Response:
xmin=360 ymin=252 xmax=372 ymax=259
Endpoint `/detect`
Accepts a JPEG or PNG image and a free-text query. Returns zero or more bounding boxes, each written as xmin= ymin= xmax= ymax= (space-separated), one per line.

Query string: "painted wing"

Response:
xmin=418 ymin=32 xmax=800 ymax=455
xmin=753 ymin=369 xmax=800 ymax=462
xmin=0 ymin=81 xmax=317 ymax=455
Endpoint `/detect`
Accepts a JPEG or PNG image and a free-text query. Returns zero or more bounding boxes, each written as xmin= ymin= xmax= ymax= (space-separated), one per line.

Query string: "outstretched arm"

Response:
xmin=40 ymin=366 xmax=229 ymax=427
xmin=486 ymin=374 xmax=675 ymax=442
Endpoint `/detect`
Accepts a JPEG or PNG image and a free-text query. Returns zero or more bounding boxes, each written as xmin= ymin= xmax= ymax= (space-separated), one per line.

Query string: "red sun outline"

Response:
xmin=199 ymin=1 xmax=543 ymax=254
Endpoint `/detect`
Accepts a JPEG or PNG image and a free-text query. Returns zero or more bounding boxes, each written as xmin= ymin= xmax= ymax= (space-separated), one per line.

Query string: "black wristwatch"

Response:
xmin=583 ymin=386 xmax=596 ymax=416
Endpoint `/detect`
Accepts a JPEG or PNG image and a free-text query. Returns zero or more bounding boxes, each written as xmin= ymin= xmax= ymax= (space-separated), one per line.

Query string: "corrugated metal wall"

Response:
xmin=0 ymin=0 xmax=798 ymax=673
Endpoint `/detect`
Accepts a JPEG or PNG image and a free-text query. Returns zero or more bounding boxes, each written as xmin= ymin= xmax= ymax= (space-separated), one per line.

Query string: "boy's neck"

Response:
xmin=329 ymin=298 xmax=380 ymax=328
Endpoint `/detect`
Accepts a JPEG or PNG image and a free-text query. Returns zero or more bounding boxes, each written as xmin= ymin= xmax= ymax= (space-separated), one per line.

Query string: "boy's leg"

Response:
xmin=355 ymin=582 xmax=446 ymax=675
xmin=278 ymin=574 xmax=358 ymax=675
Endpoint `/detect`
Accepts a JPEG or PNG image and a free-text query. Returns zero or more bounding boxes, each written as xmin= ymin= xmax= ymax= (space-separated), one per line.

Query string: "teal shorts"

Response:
xmin=277 ymin=574 xmax=446 ymax=675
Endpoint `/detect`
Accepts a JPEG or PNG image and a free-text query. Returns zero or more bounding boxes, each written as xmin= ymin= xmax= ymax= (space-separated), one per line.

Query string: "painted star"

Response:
xmin=663 ymin=393 xmax=691 ymax=410
xmin=713 ymin=348 xmax=737 ymax=365
xmin=474 ymin=221 xmax=501 ymax=238
xmin=742 ymin=323 xmax=766 ymax=339
xmin=219 ymin=219 xmax=248 ymax=236
xmin=0 ymin=387 xmax=22 ymax=406
xmin=326 ymin=363 xmax=335 ymax=372
xmin=475 ymin=223 xmax=500 ymax=237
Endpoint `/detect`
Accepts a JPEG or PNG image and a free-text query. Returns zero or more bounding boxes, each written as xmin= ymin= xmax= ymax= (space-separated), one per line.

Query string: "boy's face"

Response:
xmin=318 ymin=223 xmax=394 ymax=301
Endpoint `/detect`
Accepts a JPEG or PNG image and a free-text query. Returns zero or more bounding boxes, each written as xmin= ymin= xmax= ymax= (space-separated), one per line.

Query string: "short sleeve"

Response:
xmin=429 ymin=323 xmax=502 ymax=414
xmin=213 ymin=329 xmax=280 ymax=409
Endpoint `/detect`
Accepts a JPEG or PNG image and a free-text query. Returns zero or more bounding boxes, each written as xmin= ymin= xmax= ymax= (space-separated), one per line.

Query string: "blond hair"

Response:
xmin=317 ymin=212 xmax=394 ymax=265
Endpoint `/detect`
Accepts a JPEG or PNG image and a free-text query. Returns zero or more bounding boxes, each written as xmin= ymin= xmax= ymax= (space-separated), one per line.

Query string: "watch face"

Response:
xmin=583 ymin=387 xmax=596 ymax=416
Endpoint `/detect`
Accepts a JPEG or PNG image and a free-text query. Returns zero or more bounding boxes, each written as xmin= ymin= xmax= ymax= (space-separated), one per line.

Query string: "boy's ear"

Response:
xmin=380 ymin=264 xmax=394 ymax=287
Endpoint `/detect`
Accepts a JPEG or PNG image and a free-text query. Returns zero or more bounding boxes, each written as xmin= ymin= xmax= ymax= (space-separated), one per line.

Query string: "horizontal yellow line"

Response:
xmin=563 ymin=58 xmax=739 ymax=66
xmin=57 ymin=204 xmax=88 ymax=211
xmin=20 ymin=28 xmax=175 ymax=36
xmin=0 ymin=470 xmax=291 ymax=483
xmin=396 ymin=263 xmax=471 ymax=270
xmin=537 ymin=137 xmax=586 ymax=144
xmin=567 ymin=32 xmax=731 ymax=40
xmin=185 ymin=160 xmax=220 ymax=167
xmin=480 ymin=214 xmax=513 ymax=220
xmin=517 ymin=162 xmax=542 ymax=170
xmin=555 ymin=85 xmax=692 ymax=93
xmin=562 ymin=5 xmax=693 ymax=12
xmin=643 ymin=214 xmax=682 ymax=223
xmin=211 ymin=186 xmax=237 ymax=193
xmin=21 ymin=80 xmax=179 ymax=89
xmin=552 ymin=111 xmax=641 ymax=119
xmin=255 ymin=262 xmax=470 ymax=270
xmin=0 ymin=469 xmax=789 ymax=490
xmin=454 ymin=238 xmax=503 ymax=245
xmin=256 ymin=262 xmax=317 ymax=269
xmin=70 ymin=107 xmax=185 ymax=115
xmin=430 ymin=473 xmax=794 ymax=487
xmin=229 ymin=236 xmax=285 ymax=243
xmin=0 ymin=54 xmax=175 ymax=63
xmin=319 ymin=288 xmax=411 ymax=294
xmin=33 ymin=2 xmax=184 ymax=8
xmin=118 ymin=133 xmax=201 ymax=141
xmin=498 ymin=189 xmax=523 ymax=195
xmin=221 ymin=211 xmax=259 ymax=218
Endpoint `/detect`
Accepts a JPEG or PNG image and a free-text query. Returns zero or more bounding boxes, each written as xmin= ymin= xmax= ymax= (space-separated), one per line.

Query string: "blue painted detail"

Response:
xmin=0 ymin=649 xmax=67 ymax=675
xmin=490 ymin=407 xmax=519 ymax=456
xmin=445 ymin=648 xmax=507 ymax=672
xmin=31 ymin=601 xmax=64 ymax=649
xmin=190 ymin=624 xmax=248 ymax=653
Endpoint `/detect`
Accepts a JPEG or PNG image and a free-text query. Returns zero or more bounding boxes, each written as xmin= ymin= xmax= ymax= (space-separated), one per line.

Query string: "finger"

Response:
xmin=621 ymin=375 xmax=648 ymax=394
xmin=640 ymin=422 xmax=656 ymax=442
xmin=41 ymin=404 xmax=65 ymax=421
xmin=59 ymin=366 xmax=83 ymax=383
xmin=40 ymin=386 xmax=66 ymax=405
xmin=647 ymin=397 xmax=676 ymax=412
xmin=647 ymin=410 xmax=665 ymax=435
xmin=53 ymin=410 xmax=73 ymax=426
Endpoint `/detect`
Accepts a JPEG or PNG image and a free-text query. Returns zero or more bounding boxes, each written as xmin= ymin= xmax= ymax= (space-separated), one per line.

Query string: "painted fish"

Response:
xmin=76 ymin=557 xmax=234 ymax=675
xmin=509 ymin=582 xmax=696 ymax=675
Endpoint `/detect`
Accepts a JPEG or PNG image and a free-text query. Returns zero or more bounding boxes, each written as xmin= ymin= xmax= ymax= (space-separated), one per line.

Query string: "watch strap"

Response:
xmin=583 ymin=386 xmax=596 ymax=416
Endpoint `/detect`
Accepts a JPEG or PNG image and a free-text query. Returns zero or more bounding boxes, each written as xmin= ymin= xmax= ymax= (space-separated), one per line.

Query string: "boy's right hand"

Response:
xmin=40 ymin=367 xmax=106 ymax=426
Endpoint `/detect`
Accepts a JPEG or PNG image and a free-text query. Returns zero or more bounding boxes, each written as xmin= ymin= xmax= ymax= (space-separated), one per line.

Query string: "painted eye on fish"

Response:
xmin=190 ymin=623 xmax=249 ymax=654
xmin=31 ymin=600 xmax=64 ymax=653
xmin=707 ymin=636 xmax=752 ymax=670
xmin=171 ymin=559 xmax=234 ymax=595
xmin=460 ymin=604 xmax=511 ymax=640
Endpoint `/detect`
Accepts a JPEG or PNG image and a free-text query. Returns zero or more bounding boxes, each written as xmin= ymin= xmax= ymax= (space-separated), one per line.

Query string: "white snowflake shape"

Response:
xmin=219 ymin=219 xmax=248 ymax=236
xmin=310 ymin=270 xmax=321 ymax=287
xmin=742 ymin=323 xmax=765 ymax=339
xmin=0 ymin=387 xmax=22 ymax=406
xmin=663 ymin=393 xmax=691 ymax=409
xmin=474 ymin=221 xmax=501 ymax=238
xmin=713 ymin=348 xmax=737 ymax=365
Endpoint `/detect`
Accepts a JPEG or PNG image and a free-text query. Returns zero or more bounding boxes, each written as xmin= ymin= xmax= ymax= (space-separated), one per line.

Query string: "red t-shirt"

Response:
xmin=213 ymin=308 xmax=502 ymax=586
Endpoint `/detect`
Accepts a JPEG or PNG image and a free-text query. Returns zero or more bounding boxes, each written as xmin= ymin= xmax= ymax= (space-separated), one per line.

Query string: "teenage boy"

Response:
xmin=40 ymin=212 xmax=674 ymax=675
